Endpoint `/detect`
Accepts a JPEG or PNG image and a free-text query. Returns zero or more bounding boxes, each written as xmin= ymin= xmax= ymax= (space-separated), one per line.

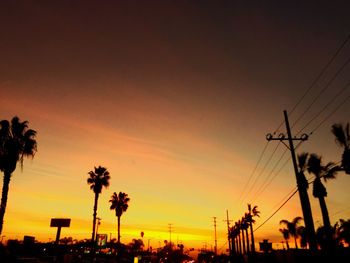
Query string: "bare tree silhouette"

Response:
xmin=0 ymin=116 xmax=37 ymax=235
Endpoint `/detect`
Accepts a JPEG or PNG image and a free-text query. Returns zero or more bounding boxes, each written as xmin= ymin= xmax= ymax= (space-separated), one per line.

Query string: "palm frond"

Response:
xmin=322 ymin=162 xmax=340 ymax=182
xmin=297 ymin=152 xmax=309 ymax=171
xmin=332 ymin=123 xmax=348 ymax=147
xmin=307 ymin=153 xmax=322 ymax=176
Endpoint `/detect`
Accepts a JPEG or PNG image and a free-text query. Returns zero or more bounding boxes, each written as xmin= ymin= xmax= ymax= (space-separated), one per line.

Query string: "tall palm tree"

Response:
xmin=242 ymin=215 xmax=250 ymax=254
xmin=297 ymin=152 xmax=310 ymax=190
xmin=109 ymin=191 xmax=130 ymax=244
xmin=331 ymin=123 xmax=350 ymax=174
xmin=87 ymin=166 xmax=110 ymax=247
xmin=238 ymin=219 xmax=246 ymax=254
xmin=280 ymin=217 xmax=303 ymax=249
xmin=279 ymin=228 xmax=290 ymax=250
xmin=235 ymin=221 xmax=242 ymax=255
xmin=229 ymin=226 xmax=237 ymax=255
xmin=296 ymin=152 xmax=319 ymax=250
xmin=297 ymin=226 xmax=308 ymax=249
xmin=0 ymin=117 xmax=37 ymax=235
xmin=307 ymin=154 xmax=339 ymax=232
xmin=247 ymin=204 xmax=260 ymax=253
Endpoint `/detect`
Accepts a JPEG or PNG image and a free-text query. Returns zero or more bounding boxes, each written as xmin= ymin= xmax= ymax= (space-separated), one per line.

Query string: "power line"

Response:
xmin=240 ymin=142 xmax=281 ymax=204
xmin=291 ymin=55 xmax=350 ymax=129
xmin=290 ymin=33 xmax=350 ymax=117
xmin=238 ymin=142 xmax=270 ymax=202
xmin=239 ymin=33 xmax=350 ymax=211
xmin=274 ymin=33 xmax=350 ymax=132
xmin=309 ymin=93 xmax=350 ymax=136
xmin=296 ymin=80 xmax=350 ymax=135
xmin=254 ymin=56 xmax=350 ymax=206
xmin=254 ymin=188 xmax=299 ymax=233
xmin=250 ymin=151 xmax=290 ymax=203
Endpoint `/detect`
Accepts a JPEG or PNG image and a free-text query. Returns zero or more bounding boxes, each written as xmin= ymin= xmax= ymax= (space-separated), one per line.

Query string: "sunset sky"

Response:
xmin=1 ymin=0 xmax=350 ymax=252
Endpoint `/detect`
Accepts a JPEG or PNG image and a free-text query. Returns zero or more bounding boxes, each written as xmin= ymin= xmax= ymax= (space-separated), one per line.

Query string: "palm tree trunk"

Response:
xmin=245 ymin=230 xmax=250 ymax=254
xmin=294 ymin=236 xmax=298 ymax=249
xmin=0 ymin=171 xmax=11 ymax=235
xmin=241 ymin=230 xmax=246 ymax=254
xmin=231 ymin=236 xmax=236 ymax=255
xmin=91 ymin=193 xmax=99 ymax=247
xmin=244 ymin=230 xmax=250 ymax=254
xmin=318 ymin=196 xmax=331 ymax=230
xmin=286 ymin=240 xmax=290 ymax=250
xmin=117 ymin=215 xmax=121 ymax=244
xmin=249 ymin=222 xmax=255 ymax=253
xmin=238 ymin=232 xmax=242 ymax=254
xmin=318 ymin=196 xmax=333 ymax=250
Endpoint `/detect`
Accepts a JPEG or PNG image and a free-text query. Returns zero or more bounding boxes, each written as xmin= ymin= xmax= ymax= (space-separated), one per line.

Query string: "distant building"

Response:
xmin=259 ymin=239 xmax=272 ymax=253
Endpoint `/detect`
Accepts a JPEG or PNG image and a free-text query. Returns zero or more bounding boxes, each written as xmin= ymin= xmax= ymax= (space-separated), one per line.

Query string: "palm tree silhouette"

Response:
xmin=296 ymin=152 xmax=319 ymax=250
xmin=87 ymin=166 xmax=110 ymax=248
xmin=279 ymin=228 xmax=290 ymax=250
xmin=235 ymin=221 xmax=242 ymax=254
xmin=297 ymin=225 xmax=308 ymax=248
xmin=242 ymin=215 xmax=250 ymax=254
xmin=337 ymin=219 xmax=350 ymax=246
xmin=238 ymin=219 xmax=246 ymax=254
xmin=331 ymin=123 xmax=350 ymax=174
xmin=307 ymin=154 xmax=339 ymax=232
xmin=247 ymin=204 xmax=260 ymax=253
xmin=109 ymin=191 xmax=130 ymax=244
xmin=0 ymin=117 xmax=37 ymax=235
xmin=297 ymin=152 xmax=310 ymax=191
xmin=279 ymin=217 xmax=303 ymax=249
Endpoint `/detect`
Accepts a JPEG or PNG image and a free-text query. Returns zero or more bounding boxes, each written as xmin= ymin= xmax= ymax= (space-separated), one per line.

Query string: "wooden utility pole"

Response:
xmin=266 ymin=110 xmax=317 ymax=251
xmin=223 ymin=210 xmax=233 ymax=255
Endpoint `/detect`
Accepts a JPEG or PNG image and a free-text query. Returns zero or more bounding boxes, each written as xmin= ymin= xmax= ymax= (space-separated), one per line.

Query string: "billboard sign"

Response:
xmin=50 ymin=218 xmax=71 ymax=228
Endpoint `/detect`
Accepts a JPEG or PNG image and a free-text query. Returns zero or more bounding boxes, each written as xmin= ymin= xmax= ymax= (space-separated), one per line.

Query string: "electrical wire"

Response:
xmin=254 ymin=188 xmax=299 ymax=232
xmin=240 ymin=142 xmax=281 ymax=204
xmin=274 ymin=33 xmax=350 ymax=132
xmin=296 ymin=80 xmax=350 ymax=135
xmin=291 ymin=55 xmax=350 ymax=129
xmin=250 ymin=152 xmax=290 ymax=203
xmin=309 ymin=94 xmax=350 ymax=136
xmin=238 ymin=33 xmax=350 ymax=211
xmin=237 ymin=141 xmax=270 ymax=202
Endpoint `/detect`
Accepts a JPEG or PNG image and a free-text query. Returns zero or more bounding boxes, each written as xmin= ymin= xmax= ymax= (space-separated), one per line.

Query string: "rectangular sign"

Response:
xmin=96 ymin=234 xmax=108 ymax=247
xmin=50 ymin=218 xmax=71 ymax=227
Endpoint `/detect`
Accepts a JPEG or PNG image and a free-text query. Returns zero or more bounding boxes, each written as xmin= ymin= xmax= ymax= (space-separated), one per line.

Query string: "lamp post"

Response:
xmin=95 ymin=217 xmax=101 ymax=241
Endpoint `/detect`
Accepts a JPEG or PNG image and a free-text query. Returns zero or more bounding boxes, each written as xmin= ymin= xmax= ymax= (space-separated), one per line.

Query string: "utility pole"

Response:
xmin=213 ymin=217 xmax=218 ymax=255
xmin=266 ymin=110 xmax=317 ymax=251
xmin=223 ymin=210 xmax=233 ymax=255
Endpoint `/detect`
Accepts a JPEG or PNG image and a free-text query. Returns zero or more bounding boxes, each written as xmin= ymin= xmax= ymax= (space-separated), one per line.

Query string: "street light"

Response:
xmin=96 ymin=217 xmax=101 ymax=241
